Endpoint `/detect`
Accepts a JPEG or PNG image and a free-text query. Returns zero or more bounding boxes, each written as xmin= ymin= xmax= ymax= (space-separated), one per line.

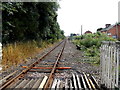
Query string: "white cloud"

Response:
xmin=57 ymin=0 xmax=119 ymax=36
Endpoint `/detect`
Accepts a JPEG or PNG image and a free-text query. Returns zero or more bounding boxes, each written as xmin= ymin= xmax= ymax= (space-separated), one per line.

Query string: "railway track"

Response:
xmin=0 ymin=40 xmax=100 ymax=89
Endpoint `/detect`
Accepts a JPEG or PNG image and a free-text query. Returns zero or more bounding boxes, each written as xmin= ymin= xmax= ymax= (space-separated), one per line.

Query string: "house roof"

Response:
xmin=101 ymin=24 xmax=115 ymax=32
xmin=85 ymin=30 xmax=92 ymax=34
xmin=101 ymin=23 xmax=120 ymax=32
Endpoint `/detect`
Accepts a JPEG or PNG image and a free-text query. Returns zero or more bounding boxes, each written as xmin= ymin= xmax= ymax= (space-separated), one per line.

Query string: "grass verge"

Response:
xmin=1 ymin=40 xmax=58 ymax=70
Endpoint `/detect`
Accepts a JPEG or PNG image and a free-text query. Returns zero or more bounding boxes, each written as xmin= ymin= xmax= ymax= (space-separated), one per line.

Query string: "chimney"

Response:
xmin=105 ymin=24 xmax=111 ymax=28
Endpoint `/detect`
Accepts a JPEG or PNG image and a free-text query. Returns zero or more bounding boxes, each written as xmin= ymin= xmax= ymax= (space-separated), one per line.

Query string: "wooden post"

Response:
xmin=100 ymin=41 xmax=120 ymax=88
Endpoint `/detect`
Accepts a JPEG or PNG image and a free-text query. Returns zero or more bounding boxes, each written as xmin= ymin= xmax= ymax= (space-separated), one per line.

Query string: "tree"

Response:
xmin=97 ymin=28 xmax=103 ymax=32
xmin=2 ymin=2 xmax=64 ymax=44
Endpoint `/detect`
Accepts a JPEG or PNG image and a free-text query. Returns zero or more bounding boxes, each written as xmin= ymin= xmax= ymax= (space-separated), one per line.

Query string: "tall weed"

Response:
xmin=2 ymin=40 xmax=54 ymax=70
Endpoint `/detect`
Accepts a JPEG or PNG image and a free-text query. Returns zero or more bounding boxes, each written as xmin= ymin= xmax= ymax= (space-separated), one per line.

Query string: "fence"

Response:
xmin=100 ymin=41 xmax=120 ymax=88
xmin=0 ymin=43 xmax=1 ymax=60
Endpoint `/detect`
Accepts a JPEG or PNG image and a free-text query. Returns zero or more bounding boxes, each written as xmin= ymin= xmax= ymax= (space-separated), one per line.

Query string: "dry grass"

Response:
xmin=1 ymin=40 xmax=54 ymax=70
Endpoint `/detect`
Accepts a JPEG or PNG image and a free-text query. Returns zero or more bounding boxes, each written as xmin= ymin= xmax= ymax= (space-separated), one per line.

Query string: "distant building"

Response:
xmin=84 ymin=30 xmax=92 ymax=34
xmin=100 ymin=24 xmax=112 ymax=33
xmin=100 ymin=24 xmax=120 ymax=40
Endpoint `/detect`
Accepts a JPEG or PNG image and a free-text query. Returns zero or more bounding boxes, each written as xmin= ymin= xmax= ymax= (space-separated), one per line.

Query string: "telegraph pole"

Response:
xmin=81 ymin=25 xmax=82 ymax=36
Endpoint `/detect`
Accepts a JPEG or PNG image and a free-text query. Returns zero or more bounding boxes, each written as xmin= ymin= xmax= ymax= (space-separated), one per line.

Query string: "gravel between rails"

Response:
xmin=59 ymin=40 xmax=100 ymax=83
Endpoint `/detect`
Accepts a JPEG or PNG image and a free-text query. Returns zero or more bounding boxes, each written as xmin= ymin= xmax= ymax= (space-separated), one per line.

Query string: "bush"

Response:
xmin=72 ymin=32 xmax=117 ymax=64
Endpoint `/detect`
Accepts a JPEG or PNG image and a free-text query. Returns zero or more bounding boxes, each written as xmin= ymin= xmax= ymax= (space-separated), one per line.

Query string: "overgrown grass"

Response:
xmin=72 ymin=32 xmax=117 ymax=64
xmin=1 ymin=40 xmax=58 ymax=70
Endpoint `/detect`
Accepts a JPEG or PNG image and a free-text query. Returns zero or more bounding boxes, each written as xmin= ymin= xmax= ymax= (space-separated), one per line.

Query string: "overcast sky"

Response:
xmin=57 ymin=0 xmax=120 ymax=36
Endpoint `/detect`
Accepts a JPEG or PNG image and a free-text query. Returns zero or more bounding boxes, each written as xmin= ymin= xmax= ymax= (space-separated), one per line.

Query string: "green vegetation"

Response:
xmin=72 ymin=32 xmax=117 ymax=64
xmin=1 ymin=2 xmax=65 ymax=70
xmin=2 ymin=2 xmax=65 ymax=44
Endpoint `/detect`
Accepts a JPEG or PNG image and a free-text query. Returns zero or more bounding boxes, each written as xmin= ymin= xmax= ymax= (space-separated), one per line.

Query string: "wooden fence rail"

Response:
xmin=100 ymin=41 xmax=120 ymax=88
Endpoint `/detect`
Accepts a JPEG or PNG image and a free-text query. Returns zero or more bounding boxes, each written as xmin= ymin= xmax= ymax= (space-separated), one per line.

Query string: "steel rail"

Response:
xmin=0 ymin=40 xmax=64 ymax=90
xmin=0 ymin=70 xmax=18 ymax=85
xmin=44 ymin=40 xmax=66 ymax=89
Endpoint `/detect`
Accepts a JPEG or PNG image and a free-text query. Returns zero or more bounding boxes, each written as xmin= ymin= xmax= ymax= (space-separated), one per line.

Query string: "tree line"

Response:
xmin=2 ymin=2 xmax=65 ymax=44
